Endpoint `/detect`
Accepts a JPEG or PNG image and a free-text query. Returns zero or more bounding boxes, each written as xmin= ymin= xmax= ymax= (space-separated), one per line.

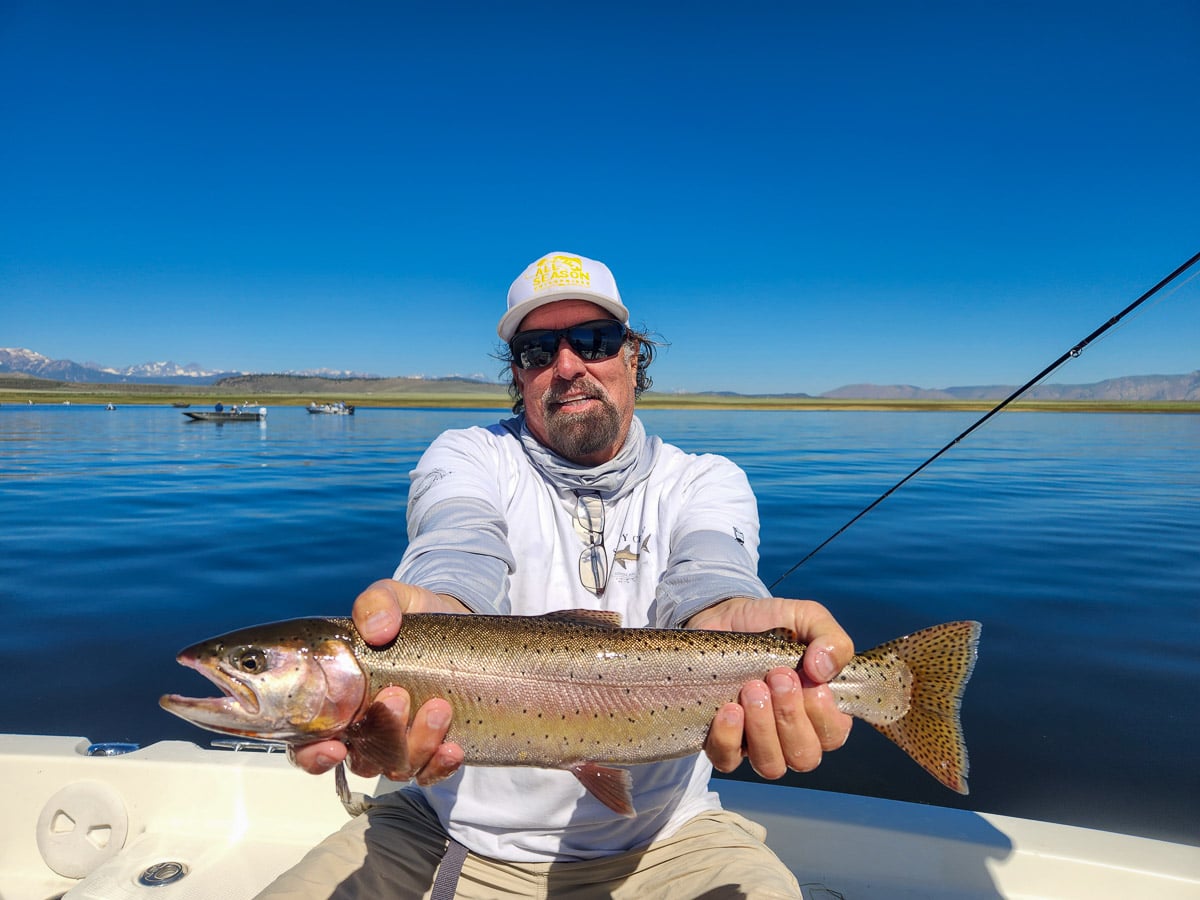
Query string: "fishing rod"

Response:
xmin=769 ymin=248 xmax=1200 ymax=592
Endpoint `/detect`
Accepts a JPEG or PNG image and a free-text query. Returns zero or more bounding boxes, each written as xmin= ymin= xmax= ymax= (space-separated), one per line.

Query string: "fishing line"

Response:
xmin=769 ymin=248 xmax=1200 ymax=592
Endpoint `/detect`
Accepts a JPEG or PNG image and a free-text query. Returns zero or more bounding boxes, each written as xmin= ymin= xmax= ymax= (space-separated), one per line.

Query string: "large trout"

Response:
xmin=161 ymin=610 xmax=980 ymax=816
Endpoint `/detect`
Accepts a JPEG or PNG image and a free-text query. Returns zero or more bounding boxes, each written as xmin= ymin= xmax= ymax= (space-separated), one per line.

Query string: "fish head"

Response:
xmin=160 ymin=618 xmax=368 ymax=742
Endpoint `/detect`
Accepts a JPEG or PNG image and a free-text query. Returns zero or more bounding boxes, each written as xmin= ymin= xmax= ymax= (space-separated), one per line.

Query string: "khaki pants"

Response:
xmin=256 ymin=789 xmax=801 ymax=899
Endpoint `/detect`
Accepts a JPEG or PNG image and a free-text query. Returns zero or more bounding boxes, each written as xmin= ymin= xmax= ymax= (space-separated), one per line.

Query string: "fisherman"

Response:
xmin=265 ymin=252 xmax=855 ymax=899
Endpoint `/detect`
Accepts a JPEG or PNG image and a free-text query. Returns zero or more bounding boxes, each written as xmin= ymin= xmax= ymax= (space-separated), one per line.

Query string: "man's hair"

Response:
xmin=498 ymin=327 xmax=660 ymax=414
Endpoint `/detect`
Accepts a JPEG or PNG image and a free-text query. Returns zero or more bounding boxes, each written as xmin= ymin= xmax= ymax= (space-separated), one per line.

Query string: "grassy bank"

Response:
xmin=2 ymin=376 xmax=1197 ymax=413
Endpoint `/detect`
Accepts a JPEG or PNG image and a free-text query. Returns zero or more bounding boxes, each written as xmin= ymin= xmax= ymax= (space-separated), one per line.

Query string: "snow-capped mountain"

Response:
xmin=0 ymin=348 xmax=243 ymax=385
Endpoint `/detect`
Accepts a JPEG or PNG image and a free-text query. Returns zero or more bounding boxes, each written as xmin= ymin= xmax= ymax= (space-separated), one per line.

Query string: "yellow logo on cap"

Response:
xmin=532 ymin=255 xmax=591 ymax=294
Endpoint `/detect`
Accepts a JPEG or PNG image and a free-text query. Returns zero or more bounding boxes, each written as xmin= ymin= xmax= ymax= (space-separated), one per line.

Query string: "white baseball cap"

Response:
xmin=498 ymin=251 xmax=629 ymax=342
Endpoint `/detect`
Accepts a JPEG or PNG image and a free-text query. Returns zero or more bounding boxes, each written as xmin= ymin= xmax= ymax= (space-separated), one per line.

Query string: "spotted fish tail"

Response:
xmin=833 ymin=620 xmax=981 ymax=794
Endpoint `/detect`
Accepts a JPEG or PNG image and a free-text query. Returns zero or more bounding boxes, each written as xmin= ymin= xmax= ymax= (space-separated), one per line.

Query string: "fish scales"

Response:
xmin=340 ymin=615 xmax=806 ymax=766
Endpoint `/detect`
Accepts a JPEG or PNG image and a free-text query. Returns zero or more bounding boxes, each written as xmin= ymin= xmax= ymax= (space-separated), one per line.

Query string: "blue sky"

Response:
xmin=2 ymin=2 xmax=1197 ymax=394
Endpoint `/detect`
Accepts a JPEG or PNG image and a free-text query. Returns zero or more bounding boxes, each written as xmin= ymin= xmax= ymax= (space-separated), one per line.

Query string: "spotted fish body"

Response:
xmin=161 ymin=611 xmax=980 ymax=815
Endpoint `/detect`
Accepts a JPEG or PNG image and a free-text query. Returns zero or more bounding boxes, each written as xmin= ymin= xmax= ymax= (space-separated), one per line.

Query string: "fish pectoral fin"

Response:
xmin=541 ymin=609 xmax=624 ymax=629
xmin=345 ymin=700 xmax=411 ymax=779
xmin=569 ymin=762 xmax=635 ymax=817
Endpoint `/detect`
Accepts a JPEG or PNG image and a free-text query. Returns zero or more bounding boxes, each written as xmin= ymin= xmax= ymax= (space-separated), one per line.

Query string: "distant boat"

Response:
xmin=307 ymin=402 xmax=354 ymax=415
xmin=184 ymin=407 xmax=267 ymax=423
xmin=105 ymin=403 xmax=115 ymax=411
xmin=172 ymin=402 xmax=191 ymax=408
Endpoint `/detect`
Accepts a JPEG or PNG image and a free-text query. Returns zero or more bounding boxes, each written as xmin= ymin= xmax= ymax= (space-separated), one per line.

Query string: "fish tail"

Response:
xmin=838 ymin=620 xmax=981 ymax=794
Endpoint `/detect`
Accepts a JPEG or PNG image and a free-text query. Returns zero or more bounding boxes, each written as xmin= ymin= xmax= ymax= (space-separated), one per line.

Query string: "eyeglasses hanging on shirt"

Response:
xmin=573 ymin=491 xmax=608 ymax=597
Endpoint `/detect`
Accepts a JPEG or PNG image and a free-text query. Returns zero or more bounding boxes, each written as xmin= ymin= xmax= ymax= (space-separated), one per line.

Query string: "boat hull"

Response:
xmin=183 ymin=410 xmax=266 ymax=422
xmin=3 ymin=734 xmax=1196 ymax=900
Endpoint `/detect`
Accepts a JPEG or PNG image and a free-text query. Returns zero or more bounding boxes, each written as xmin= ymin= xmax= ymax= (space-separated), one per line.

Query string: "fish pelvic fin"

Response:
xmin=841 ymin=621 xmax=981 ymax=795
xmin=569 ymin=762 xmax=635 ymax=817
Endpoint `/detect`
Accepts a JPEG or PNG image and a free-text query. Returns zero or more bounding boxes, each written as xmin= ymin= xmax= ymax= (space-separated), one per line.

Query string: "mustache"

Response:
xmin=544 ymin=379 xmax=611 ymax=410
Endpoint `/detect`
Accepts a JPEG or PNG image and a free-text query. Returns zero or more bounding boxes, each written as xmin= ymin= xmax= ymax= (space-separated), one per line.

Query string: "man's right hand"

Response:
xmin=288 ymin=579 xmax=469 ymax=784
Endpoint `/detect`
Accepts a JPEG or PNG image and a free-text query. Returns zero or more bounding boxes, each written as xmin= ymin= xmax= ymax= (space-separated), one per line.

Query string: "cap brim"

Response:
xmin=497 ymin=291 xmax=630 ymax=341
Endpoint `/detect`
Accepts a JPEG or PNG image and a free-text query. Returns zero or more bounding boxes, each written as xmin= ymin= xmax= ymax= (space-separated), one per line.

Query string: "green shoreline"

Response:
xmin=2 ymin=376 xmax=1196 ymax=413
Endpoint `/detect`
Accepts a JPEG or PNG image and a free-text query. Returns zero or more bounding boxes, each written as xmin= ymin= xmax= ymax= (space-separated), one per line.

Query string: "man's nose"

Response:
xmin=550 ymin=337 xmax=588 ymax=378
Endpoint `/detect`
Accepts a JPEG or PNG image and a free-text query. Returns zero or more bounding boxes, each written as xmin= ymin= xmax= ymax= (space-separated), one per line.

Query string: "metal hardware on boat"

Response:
xmin=211 ymin=738 xmax=288 ymax=753
xmin=138 ymin=860 xmax=189 ymax=887
xmin=85 ymin=741 xmax=140 ymax=756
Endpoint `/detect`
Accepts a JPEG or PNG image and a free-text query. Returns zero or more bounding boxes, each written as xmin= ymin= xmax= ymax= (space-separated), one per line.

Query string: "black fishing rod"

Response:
xmin=769 ymin=248 xmax=1200 ymax=592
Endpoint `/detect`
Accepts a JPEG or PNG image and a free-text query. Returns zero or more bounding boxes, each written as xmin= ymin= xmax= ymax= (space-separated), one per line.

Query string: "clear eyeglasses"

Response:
xmin=573 ymin=491 xmax=609 ymax=597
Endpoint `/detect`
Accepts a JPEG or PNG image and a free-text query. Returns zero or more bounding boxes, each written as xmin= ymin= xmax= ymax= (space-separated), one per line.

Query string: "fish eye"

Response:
xmin=233 ymin=647 xmax=268 ymax=674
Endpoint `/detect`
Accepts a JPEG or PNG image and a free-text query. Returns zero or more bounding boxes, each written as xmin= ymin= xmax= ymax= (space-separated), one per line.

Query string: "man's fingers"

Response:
xmin=704 ymin=703 xmax=747 ymax=773
xmin=800 ymin=676 xmax=854 ymax=751
xmin=415 ymin=741 xmax=465 ymax=786
xmin=740 ymin=679 xmax=793 ymax=780
xmin=353 ymin=580 xmax=404 ymax=645
xmin=766 ymin=668 xmax=825 ymax=774
xmin=288 ymin=739 xmax=347 ymax=775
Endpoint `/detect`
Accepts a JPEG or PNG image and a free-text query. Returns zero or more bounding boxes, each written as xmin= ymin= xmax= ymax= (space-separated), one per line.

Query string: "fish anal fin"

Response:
xmin=345 ymin=699 xmax=410 ymax=777
xmin=569 ymin=762 xmax=635 ymax=817
xmin=541 ymin=609 xmax=623 ymax=628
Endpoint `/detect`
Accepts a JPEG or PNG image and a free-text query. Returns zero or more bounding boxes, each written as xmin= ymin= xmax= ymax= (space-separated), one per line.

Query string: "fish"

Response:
xmin=160 ymin=611 xmax=980 ymax=817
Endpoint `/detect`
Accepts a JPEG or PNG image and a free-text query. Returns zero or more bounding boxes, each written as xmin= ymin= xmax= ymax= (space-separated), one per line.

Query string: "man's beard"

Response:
xmin=540 ymin=382 xmax=623 ymax=462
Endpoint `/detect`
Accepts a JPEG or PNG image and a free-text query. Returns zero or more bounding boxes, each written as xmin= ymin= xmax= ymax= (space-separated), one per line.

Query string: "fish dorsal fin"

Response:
xmin=763 ymin=626 xmax=799 ymax=643
xmin=540 ymin=609 xmax=623 ymax=628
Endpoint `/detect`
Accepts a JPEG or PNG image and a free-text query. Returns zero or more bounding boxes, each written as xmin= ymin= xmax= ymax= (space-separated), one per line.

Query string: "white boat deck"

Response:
xmin=4 ymin=735 xmax=1197 ymax=900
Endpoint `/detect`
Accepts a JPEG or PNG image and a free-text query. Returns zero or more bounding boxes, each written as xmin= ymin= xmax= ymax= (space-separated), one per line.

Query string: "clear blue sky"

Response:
xmin=2 ymin=2 xmax=1197 ymax=394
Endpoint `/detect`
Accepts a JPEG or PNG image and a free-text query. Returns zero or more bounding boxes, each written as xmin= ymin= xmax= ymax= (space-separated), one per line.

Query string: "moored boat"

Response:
xmin=307 ymin=401 xmax=354 ymax=415
xmin=5 ymin=734 xmax=1197 ymax=900
xmin=183 ymin=407 xmax=267 ymax=422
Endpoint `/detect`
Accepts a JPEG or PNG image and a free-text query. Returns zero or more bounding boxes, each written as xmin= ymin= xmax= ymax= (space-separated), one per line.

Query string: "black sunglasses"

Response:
xmin=509 ymin=319 xmax=628 ymax=370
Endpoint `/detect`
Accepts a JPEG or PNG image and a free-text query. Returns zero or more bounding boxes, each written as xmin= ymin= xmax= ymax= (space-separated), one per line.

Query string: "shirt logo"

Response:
xmin=532 ymin=254 xmax=591 ymax=294
xmin=613 ymin=534 xmax=650 ymax=570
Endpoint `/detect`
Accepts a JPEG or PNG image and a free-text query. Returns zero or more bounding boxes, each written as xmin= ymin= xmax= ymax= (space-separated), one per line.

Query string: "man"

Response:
xmin=266 ymin=251 xmax=854 ymax=899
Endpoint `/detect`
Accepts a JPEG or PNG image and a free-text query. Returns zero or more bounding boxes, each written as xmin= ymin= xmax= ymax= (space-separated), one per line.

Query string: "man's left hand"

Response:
xmin=687 ymin=597 xmax=854 ymax=779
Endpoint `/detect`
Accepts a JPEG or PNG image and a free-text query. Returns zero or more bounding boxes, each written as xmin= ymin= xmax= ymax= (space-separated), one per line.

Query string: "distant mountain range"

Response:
xmin=2 ymin=347 xmax=1197 ymax=400
xmin=819 ymin=372 xmax=1200 ymax=402
xmin=0 ymin=348 xmax=244 ymax=385
xmin=0 ymin=348 xmax=397 ymax=386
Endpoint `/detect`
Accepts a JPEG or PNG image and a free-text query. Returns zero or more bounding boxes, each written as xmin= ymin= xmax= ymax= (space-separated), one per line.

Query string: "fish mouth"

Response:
xmin=159 ymin=650 xmax=262 ymax=728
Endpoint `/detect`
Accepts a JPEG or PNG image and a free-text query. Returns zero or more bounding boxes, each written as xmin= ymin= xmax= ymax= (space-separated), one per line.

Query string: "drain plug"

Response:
xmin=138 ymin=861 xmax=189 ymax=886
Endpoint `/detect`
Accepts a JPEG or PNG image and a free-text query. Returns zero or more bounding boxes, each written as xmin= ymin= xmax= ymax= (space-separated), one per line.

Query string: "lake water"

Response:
xmin=1 ymin=404 xmax=1197 ymax=846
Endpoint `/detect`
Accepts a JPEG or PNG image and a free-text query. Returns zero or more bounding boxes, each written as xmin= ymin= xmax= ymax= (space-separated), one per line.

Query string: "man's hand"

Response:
xmin=288 ymin=579 xmax=469 ymax=784
xmin=687 ymin=597 xmax=854 ymax=779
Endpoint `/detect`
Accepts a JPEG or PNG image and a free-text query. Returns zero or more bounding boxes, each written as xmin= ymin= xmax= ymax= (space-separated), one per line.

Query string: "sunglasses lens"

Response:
xmin=573 ymin=493 xmax=604 ymax=540
xmin=513 ymin=334 xmax=556 ymax=369
xmin=578 ymin=545 xmax=608 ymax=596
xmin=569 ymin=322 xmax=625 ymax=361
xmin=574 ymin=491 xmax=607 ymax=596
xmin=511 ymin=321 xmax=626 ymax=369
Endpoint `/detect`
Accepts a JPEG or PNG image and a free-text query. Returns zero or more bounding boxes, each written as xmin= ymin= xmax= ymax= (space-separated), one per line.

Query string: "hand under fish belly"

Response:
xmin=161 ymin=610 xmax=980 ymax=816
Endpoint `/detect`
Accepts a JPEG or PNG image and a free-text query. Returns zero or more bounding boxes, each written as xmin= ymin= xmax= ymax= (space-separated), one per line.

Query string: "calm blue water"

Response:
xmin=1 ymin=404 xmax=1197 ymax=845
